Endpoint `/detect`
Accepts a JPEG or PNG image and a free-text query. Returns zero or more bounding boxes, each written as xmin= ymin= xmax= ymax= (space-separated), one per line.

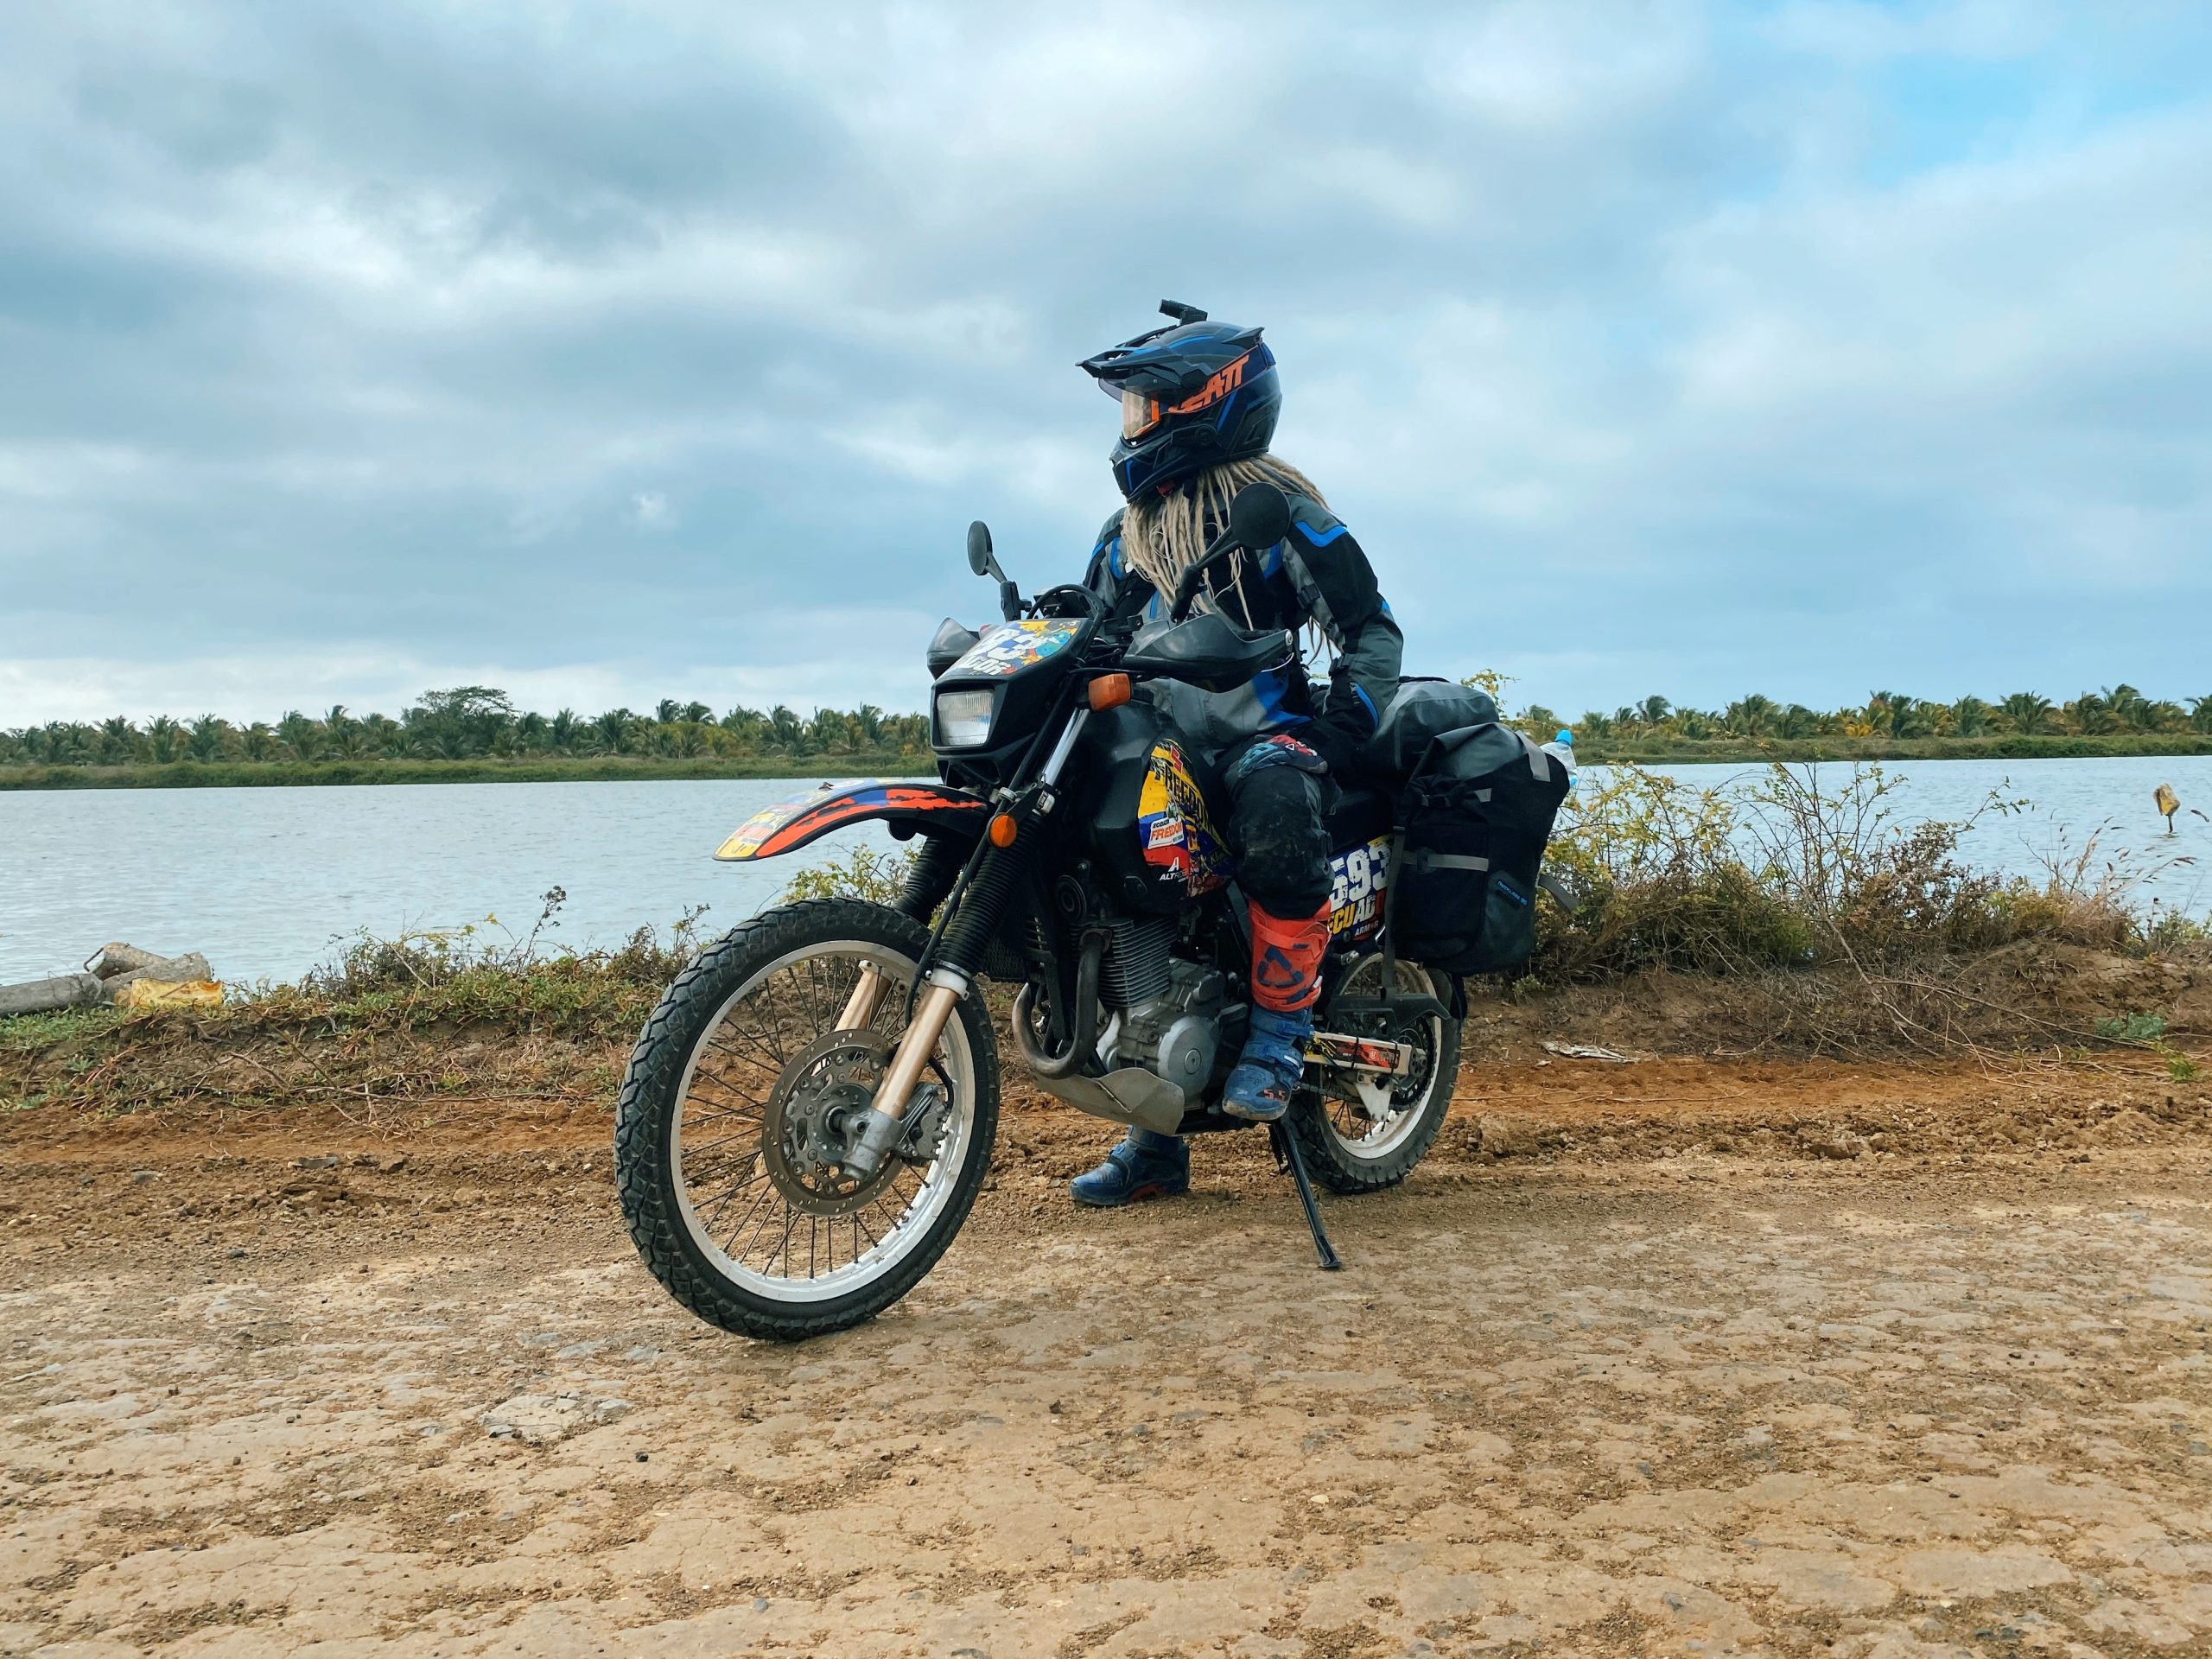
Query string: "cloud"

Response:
xmin=2 ymin=0 xmax=2208 ymax=728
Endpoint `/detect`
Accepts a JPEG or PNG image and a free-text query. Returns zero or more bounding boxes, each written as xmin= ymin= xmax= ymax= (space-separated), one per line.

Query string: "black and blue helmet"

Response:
xmin=1078 ymin=301 xmax=1282 ymax=501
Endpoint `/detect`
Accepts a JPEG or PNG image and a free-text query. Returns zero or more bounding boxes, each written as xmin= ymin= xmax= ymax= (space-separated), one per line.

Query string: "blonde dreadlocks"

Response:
xmin=1118 ymin=454 xmax=1330 ymax=627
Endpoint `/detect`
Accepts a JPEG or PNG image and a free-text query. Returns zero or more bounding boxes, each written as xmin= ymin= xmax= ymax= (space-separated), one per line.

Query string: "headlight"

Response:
xmin=933 ymin=688 xmax=995 ymax=749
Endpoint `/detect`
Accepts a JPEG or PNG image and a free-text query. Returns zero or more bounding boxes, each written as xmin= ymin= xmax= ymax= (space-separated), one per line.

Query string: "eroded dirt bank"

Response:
xmin=3 ymin=1058 xmax=2210 ymax=1657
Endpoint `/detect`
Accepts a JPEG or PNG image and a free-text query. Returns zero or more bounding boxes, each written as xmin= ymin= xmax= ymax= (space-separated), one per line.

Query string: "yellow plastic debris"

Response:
xmin=113 ymin=979 xmax=225 ymax=1012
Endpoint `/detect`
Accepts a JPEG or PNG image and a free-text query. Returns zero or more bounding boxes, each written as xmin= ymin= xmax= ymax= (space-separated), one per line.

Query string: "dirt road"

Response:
xmin=4 ymin=1058 xmax=2210 ymax=1656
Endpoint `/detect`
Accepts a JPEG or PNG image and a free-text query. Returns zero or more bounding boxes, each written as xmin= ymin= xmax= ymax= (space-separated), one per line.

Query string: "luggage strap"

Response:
xmin=1399 ymin=849 xmax=1490 ymax=874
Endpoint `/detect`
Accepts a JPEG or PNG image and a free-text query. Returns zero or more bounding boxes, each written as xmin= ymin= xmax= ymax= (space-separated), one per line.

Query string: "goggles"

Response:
xmin=1110 ymin=347 xmax=1262 ymax=442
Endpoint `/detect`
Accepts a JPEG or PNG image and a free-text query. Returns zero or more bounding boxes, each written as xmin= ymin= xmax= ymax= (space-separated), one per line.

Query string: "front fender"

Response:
xmin=713 ymin=779 xmax=989 ymax=862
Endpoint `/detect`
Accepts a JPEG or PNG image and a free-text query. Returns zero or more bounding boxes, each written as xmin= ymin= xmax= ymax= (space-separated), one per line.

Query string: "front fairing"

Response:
xmin=931 ymin=618 xmax=1084 ymax=785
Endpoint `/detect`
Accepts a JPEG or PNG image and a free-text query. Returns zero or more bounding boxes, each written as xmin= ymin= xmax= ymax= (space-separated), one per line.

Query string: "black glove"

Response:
xmin=1300 ymin=664 xmax=1379 ymax=777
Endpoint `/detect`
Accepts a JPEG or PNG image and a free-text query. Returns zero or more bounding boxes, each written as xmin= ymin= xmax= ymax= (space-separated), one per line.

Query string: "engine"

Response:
xmin=1109 ymin=957 xmax=1225 ymax=1094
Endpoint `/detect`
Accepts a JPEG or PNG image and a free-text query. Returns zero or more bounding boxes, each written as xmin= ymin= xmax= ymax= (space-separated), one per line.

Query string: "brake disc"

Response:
xmin=760 ymin=1030 xmax=902 ymax=1217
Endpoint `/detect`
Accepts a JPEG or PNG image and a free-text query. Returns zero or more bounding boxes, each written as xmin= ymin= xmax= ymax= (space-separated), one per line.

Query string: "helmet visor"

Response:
xmin=1119 ymin=389 xmax=1163 ymax=442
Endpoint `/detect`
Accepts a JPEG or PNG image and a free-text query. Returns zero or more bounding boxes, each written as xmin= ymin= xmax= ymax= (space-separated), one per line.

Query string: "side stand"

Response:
xmin=1269 ymin=1120 xmax=1343 ymax=1271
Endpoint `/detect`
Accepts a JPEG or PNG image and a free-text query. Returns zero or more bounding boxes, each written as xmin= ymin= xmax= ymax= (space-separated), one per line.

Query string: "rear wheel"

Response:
xmin=614 ymin=899 xmax=1000 ymax=1341
xmin=1290 ymin=956 xmax=1458 ymax=1195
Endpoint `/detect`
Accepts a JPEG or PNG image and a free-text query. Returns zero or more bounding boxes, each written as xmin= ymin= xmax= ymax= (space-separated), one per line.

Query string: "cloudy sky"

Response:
xmin=3 ymin=0 xmax=2208 ymax=727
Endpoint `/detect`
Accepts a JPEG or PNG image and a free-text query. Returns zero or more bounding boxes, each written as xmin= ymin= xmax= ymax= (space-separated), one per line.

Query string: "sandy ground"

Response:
xmin=3 ymin=1058 xmax=2210 ymax=1657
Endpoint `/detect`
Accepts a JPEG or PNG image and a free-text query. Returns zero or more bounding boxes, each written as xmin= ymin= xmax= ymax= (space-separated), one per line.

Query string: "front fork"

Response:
xmin=840 ymin=707 xmax=1090 ymax=1180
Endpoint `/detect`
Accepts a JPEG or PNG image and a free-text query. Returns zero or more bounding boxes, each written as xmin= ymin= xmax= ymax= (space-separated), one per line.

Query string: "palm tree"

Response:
xmin=98 ymin=716 xmax=137 ymax=765
xmin=2102 ymin=683 xmax=2156 ymax=733
xmin=2065 ymin=691 xmax=2117 ymax=734
xmin=1722 ymin=694 xmax=1779 ymax=738
xmin=2190 ymin=696 xmax=2212 ymax=734
xmin=1949 ymin=696 xmax=1995 ymax=737
xmin=323 ymin=704 xmax=369 ymax=758
xmin=549 ymin=709 xmax=580 ymax=753
xmin=1999 ymin=693 xmax=2053 ymax=734
xmin=810 ymin=709 xmax=852 ymax=752
xmin=593 ymin=709 xmax=635 ymax=755
xmin=145 ymin=715 xmax=182 ymax=764
xmin=276 ymin=710 xmax=321 ymax=761
xmin=187 ymin=715 xmax=232 ymax=761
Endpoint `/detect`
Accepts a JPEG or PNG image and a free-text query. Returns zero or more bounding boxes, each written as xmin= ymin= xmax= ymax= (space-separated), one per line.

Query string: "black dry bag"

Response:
xmin=1389 ymin=723 xmax=1570 ymax=976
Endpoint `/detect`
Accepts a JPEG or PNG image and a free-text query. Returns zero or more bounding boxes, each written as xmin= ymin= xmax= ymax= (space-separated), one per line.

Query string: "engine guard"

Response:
xmin=714 ymin=779 xmax=989 ymax=861
xmin=1027 ymin=1068 xmax=1188 ymax=1138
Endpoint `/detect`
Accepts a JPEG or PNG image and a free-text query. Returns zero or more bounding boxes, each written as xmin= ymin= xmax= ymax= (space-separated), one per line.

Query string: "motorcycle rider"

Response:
xmin=1068 ymin=303 xmax=1403 ymax=1207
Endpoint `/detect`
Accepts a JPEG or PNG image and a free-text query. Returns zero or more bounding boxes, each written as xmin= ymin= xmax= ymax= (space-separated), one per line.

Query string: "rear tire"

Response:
xmin=1289 ymin=957 xmax=1458 ymax=1195
xmin=614 ymin=898 xmax=1001 ymax=1341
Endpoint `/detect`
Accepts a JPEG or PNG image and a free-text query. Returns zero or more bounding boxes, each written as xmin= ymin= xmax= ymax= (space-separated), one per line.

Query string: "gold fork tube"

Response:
xmin=838 ymin=965 xmax=887 ymax=1031
xmin=870 ymin=982 xmax=961 ymax=1116
xmin=842 ymin=979 xmax=964 ymax=1180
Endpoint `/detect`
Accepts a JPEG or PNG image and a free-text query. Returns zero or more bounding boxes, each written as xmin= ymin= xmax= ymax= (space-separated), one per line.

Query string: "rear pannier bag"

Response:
xmin=1356 ymin=678 xmax=1499 ymax=785
xmin=1389 ymin=724 xmax=1571 ymax=975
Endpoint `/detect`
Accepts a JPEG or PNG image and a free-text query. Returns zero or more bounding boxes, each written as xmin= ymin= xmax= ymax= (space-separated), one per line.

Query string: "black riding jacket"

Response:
xmin=1079 ymin=493 xmax=1403 ymax=761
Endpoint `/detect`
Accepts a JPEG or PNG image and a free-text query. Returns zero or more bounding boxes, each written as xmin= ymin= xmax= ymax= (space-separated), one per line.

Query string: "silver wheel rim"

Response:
xmin=1319 ymin=957 xmax=1446 ymax=1163
xmin=669 ymin=938 xmax=975 ymax=1305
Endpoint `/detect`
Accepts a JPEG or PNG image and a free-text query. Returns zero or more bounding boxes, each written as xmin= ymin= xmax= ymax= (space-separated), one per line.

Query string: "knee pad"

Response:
xmin=1230 ymin=765 xmax=1331 ymax=914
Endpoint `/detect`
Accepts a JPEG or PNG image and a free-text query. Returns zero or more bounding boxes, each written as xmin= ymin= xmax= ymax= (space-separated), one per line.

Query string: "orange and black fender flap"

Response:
xmin=713 ymin=780 xmax=989 ymax=862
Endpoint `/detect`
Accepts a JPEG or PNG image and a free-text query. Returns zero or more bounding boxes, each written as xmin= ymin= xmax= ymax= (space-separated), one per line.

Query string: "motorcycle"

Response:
xmin=615 ymin=483 xmax=1461 ymax=1339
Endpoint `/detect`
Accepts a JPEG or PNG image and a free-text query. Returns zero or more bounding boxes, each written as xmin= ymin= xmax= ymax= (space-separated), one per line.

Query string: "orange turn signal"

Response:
xmin=988 ymin=812 xmax=1019 ymax=848
xmin=1088 ymin=673 xmax=1132 ymax=711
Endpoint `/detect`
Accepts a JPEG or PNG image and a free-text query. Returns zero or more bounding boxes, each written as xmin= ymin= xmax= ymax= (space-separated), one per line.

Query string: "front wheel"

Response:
xmin=614 ymin=898 xmax=1001 ymax=1340
xmin=1289 ymin=955 xmax=1459 ymax=1195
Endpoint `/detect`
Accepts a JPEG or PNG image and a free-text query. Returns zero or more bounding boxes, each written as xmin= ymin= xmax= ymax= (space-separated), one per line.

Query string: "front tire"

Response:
xmin=614 ymin=898 xmax=1001 ymax=1341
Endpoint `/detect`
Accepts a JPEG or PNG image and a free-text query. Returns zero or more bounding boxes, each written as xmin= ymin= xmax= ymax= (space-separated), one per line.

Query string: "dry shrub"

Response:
xmin=259 ymin=888 xmax=712 ymax=1041
xmin=1536 ymin=762 xmax=2196 ymax=984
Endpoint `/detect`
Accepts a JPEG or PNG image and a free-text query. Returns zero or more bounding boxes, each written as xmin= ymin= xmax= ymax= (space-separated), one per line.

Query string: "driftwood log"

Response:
xmin=0 ymin=973 xmax=105 ymax=1017
xmin=86 ymin=944 xmax=214 ymax=993
xmin=1 ymin=944 xmax=221 ymax=1017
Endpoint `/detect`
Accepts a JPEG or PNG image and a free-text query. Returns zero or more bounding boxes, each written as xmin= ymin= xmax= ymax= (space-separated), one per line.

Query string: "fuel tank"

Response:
xmin=1065 ymin=702 xmax=1236 ymax=917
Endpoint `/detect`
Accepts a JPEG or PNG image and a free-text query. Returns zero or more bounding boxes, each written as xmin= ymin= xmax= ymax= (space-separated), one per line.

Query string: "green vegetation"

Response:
xmin=1514 ymin=683 xmax=2212 ymax=761
xmin=0 ymin=686 xmax=933 ymax=786
xmin=8 ymin=681 xmax=2211 ymax=788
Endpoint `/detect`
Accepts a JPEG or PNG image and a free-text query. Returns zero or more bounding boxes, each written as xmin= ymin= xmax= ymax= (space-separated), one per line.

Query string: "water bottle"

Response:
xmin=1541 ymin=728 xmax=1577 ymax=791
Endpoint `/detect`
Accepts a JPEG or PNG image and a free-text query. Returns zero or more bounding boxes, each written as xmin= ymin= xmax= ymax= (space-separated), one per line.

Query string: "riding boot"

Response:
xmin=1223 ymin=897 xmax=1331 ymax=1122
xmin=1068 ymin=1128 xmax=1191 ymax=1208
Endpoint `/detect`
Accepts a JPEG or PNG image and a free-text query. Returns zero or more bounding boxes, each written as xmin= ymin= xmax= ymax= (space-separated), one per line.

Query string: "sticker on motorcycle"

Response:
xmin=1327 ymin=835 xmax=1391 ymax=939
xmin=945 ymin=618 xmax=1083 ymax=679
xmin=1136 ymin=740 xmax=1231 ymax=893
xmin=715 ymin=780 xmax=987 ymax=861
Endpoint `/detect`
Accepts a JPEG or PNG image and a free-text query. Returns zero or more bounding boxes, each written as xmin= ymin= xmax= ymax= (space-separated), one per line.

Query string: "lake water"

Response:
xmin=2 ymin=756 xmax=2207 ymax=986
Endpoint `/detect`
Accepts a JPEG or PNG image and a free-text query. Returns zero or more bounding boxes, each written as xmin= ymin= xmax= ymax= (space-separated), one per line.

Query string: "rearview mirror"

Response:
xmin=967 ymin=520 xmax=1001 ymax=581
xmin=1228 ymin=483 xmax=1290 ymax=553
xmin=967 ymin=519 xmax=1021 ymax=622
